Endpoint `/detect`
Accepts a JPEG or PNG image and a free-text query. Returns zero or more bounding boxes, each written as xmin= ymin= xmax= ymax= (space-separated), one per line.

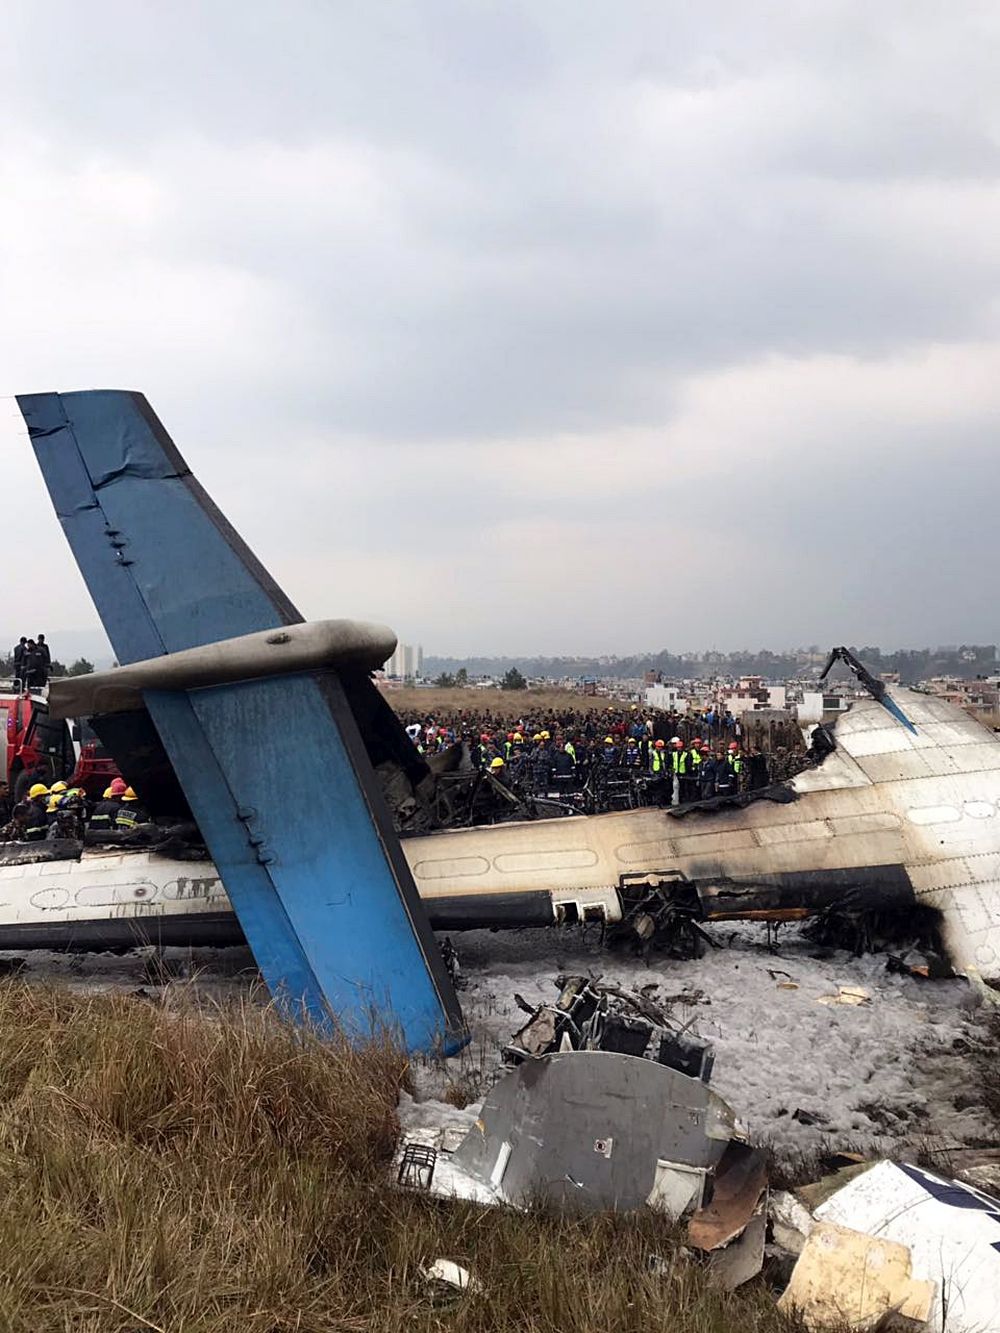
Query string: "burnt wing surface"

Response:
xmin=16 ymin=389 xmax=463 ymax=1054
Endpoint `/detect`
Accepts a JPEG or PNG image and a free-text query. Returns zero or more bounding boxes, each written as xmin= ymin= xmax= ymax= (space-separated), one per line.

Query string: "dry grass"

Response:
xmin=383 ymin=686 xmax=633 ymax=716
xmin=0 ymin=982 xmax=809 ymax=1332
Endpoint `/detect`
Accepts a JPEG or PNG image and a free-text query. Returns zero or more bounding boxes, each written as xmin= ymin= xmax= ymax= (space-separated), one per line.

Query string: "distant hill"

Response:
xmin=424 ymin=645 xmax=998 ymax=684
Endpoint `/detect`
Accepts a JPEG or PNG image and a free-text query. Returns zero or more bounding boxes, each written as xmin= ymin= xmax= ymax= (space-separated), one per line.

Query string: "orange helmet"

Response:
xmin=654 ymin=739 xmax=665 ymax=749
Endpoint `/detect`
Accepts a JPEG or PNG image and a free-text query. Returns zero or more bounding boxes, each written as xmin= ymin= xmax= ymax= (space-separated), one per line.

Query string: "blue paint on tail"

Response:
xmin=17 ymin=390 xmax=465 ymax=1055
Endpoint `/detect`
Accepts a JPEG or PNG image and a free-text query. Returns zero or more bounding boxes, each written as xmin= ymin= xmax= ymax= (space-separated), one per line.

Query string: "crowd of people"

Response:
xmin=11 ymin=635 xmax=51 ymax=688
xmin=0 ymin=778 xmax=149 ymax=844
xmin=400 ymin=703 xmax=794 ymax=809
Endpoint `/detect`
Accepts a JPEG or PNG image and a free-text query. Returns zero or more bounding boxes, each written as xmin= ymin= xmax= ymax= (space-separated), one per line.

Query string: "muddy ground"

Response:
xmin=3 ymin=920 xmax=995 ymax=1173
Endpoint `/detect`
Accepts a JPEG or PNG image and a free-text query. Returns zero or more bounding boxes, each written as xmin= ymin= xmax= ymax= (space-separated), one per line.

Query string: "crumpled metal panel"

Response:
xmin=17 ymin=390 xmax=463 ymax=1054
xmin=450 ymin=1051 xmax=736 ymax=1210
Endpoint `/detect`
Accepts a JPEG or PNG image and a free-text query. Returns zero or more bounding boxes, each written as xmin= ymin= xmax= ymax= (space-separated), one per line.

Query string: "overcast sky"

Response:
xmin=1 ymin=1 xmax=998 ymax=659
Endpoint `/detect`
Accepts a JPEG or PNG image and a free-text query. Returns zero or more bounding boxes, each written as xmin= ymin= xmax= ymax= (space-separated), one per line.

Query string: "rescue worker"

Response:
xmin=488 ymin=756 xmax=506 ymax=779
xmin=22 ymin=640 xmax=44 ymax=689
xmin=647 ymin=738 xmax=671 ymax=806
xmin=551 ymin=742 xmax=576 ymax=788
xmin=90 ymin=778 xmax=127 ymax=835
xmin=24 ymin=784 xmax=50 ymax=841
xmin=624 ymin=738 xmax=642 ymax=768
xmin=726 ymin=742 xmax=743 ymax=794
xmin=49 ymin=789 xmax=86 ymax=840
xmin=11 ymin=638 xmax=26 ymax=686
xmin=530 ymin=738 xmax=553 ymax=793
xmin=678 ymin=740 xmax=699 ymax=804
xmin=688 ymin=738 xmax=705 ymax=802
xmin=648 ymin=738 xmax=667 ymax=775
xmin=716 ymin=743 xmax=741 ymax=797
xmin=700 ymin=749 xmax=719 ymax=800
xmin=115 ymin=787 xmax=150 ymax=832
xmin=670 ymin=737 xmax=685 ymax=805
xmin=36 ymin=634 xmax=51 ymax=682
xmin=600 ymin=736 xmax=619 ymax=765
xmin=0 ymin=803 xmax=30 ymax=842
xmin=46 ymin=781 xmax=69 ymax=820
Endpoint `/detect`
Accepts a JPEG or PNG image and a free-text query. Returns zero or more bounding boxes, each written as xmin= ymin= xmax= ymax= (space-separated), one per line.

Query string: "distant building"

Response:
xmin=645 ymin=684 xmax=686 ymax=711
xmin=720 ymin=677 xmax=788 ymax=716
xmin=798 ymin=691 xmax=852 ymax=725
xmin=384 ymin=642 xmax=423 ymax=681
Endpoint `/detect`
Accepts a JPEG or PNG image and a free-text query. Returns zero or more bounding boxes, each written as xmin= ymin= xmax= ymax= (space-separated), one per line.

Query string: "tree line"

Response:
xmin=425 ymin=644 xmax=998 ymax=685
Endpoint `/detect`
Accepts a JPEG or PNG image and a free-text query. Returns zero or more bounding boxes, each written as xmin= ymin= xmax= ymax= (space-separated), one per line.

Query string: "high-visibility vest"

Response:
xmin=565 ymin=742 xmax=576 ymax=763
xmin=690 ymin=750 xmax=702 ymax=771
xmin=727 ymin=753 xmax=742 ymax=774
xmin=672 ymin=750 xmax=687 ymax=774
xmin=650 ymin=749 xmax=667 ymax=773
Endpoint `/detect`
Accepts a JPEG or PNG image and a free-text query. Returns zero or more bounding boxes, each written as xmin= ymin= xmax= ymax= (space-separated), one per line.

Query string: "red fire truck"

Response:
xmin=3 ymin=689 xmax=119 ymax=801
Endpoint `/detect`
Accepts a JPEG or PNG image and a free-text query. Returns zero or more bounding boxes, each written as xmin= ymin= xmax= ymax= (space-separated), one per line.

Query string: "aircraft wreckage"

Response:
xmin=9 ymin=391 xmax=1000 ymax=1057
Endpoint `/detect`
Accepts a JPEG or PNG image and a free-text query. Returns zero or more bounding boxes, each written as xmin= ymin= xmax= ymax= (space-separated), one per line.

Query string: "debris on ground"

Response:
xmin=419 ymin=1259 xmax=482 ymax=1296
xmin=805 ymin=1160 xmax=1000 ymax=1333
xmin=503 ymin=974 xmax=714 ymax=1078
xmin=816 ymin=985 xmax=871 ymax=1007
xmin=396 ymin=944 xmax=1000 ymax=1323
xmin=779 ymin=1221 xmax=936 ymax=1328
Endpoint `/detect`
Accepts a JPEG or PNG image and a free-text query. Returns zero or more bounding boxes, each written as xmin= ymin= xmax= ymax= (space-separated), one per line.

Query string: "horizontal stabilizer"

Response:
xmin=49 ymin=618 xmax=396 ymax=719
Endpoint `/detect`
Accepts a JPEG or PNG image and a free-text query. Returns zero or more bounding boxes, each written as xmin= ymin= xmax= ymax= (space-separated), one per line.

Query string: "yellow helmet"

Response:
xmin=532 ymin=733 xmax=542 ymax=742
xmin=540 ymin=730 xmax=550 ymax=740
xmin=513 ymin=733 xmax=523 ymax=743
xmin=122 ymin=787 xmax=138 ymax=801
xmin=102 ymin=786 xmax=114 ymax=799
xmin=489 ymin=757 xmax=505 ymax=769
xmin=28 ymin=783 xmax=49 ymax=799
xmin=50 ymin=781 xmax=68 ymax=794
xmin=604 ymin=736 xmax=614 ymax=744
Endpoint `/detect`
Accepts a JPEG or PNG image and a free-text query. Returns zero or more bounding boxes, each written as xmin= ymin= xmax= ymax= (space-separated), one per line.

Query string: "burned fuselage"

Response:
xmin=0 ymin=685 xmax=998 ymax=985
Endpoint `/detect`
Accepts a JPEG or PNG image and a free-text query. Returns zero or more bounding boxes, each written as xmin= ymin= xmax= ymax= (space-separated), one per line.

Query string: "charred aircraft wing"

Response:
xmin=16 ymin=389 xmax=464 ymax=1054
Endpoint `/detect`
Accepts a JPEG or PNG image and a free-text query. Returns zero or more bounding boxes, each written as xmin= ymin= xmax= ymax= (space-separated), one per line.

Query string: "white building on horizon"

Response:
xmin=384 ymin=642 xmax=423 ymax=681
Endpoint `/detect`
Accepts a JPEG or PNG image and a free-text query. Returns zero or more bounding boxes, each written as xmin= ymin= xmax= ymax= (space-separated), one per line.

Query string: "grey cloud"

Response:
xmin=1 ymin=2 xmax=999 ymax=652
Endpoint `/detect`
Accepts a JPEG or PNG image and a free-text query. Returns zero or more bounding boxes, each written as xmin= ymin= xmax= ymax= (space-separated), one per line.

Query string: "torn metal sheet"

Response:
xmin=779 ymin=1221 xmax=936 ymax=1328
xmin=813 ymin=1160 xmax=1000 ymax=1333
xmin=706 ymin=1194 xmax=768 ymax=1291
xmin=447 ymin=1051 xmax=738 ymax=1213
xmin=688 ymin=1143 xmax=768 ymax=1251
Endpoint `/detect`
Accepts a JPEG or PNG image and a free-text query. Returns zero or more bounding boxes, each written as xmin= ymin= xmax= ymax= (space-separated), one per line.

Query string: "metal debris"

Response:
xmin=503 ymin=974 xmax=715 ymax=1080
xmin=448 ymin=1049 xmax=740 ymax=1214
xmin=779 ymin=1222 xmax=935 ymax=1328
xmin=811 ymin=1161 xmax=1000 ymax=1333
